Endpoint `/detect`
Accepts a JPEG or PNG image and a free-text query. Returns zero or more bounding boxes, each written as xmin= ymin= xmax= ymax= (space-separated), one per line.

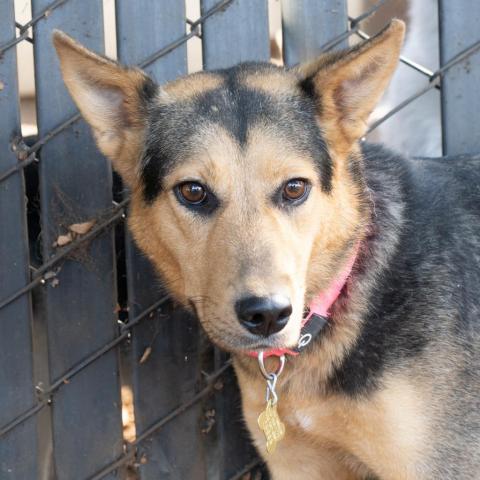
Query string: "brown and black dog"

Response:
xmin=53 ymin=20 xmax=480 ymax=479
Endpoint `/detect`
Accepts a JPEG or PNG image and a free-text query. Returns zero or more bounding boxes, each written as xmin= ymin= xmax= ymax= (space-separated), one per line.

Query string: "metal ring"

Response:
xmin=297 ymin=333 xmax=313 ymax=349
xmin=258 ymin=352 xmax=286 ymax=380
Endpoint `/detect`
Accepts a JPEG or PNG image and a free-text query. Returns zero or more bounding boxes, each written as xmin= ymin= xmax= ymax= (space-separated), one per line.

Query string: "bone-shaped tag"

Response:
xmin=257 ymin=399 xmax=286 ymax=453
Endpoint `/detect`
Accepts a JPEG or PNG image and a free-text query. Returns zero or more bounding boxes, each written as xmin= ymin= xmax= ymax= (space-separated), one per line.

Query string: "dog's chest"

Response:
xmin=238 ymin=372 xmax=429 ymax=479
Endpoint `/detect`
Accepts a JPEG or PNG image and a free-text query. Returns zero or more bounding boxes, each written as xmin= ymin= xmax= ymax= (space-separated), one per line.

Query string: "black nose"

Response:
xmin=235 ymin=295 xmax=292 ymax=337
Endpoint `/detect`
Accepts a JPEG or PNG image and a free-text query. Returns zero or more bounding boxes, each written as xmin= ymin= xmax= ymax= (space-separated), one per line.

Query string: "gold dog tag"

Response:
xmin=257 ymin=399 xmax=285 ymax=453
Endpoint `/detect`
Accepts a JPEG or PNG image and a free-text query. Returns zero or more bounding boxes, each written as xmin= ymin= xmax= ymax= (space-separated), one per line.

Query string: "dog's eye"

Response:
xmin=282 ymin=179 xmax=309 ymax=202
xmin=178 ymin=182 xmax=207 ymax=204
xmin=174 ymin=181 xmax=219 ymax=215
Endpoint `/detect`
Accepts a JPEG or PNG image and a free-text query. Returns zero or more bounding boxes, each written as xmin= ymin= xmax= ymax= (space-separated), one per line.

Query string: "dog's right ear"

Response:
xmin=52 ymin=30 xmax=157 ymax=187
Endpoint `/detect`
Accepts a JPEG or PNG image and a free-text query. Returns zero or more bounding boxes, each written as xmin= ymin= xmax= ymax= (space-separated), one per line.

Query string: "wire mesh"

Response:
xmin=1 ymin=0 xmax=479 ymax=478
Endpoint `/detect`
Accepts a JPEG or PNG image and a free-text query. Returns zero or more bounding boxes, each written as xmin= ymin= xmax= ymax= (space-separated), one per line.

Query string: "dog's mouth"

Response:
xmin=193 ymin=309 xmax=301 ymax=354
xmin=216 ymin=334 xmax=299 ymax=356
xmin=238 ymin=336 xmax=294 ymax=354
xmin=188 ymin=296 xmax=305 ymax=354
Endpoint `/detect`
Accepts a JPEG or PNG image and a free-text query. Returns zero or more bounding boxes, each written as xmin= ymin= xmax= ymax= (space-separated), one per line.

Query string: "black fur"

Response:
xmin=138 ymin=76 xmax=158 ymax=107
xmin=328 ymin=145 xmax=480 ymax=404
xmin=140 ymin=63 xmax=332 ymax=204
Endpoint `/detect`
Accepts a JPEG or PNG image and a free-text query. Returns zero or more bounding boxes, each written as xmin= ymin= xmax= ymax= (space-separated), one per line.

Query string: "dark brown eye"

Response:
xmin=283 ymin=179 xmax=308 ymax=201
xmin=179 ymin=182 xmax=207 ymax=204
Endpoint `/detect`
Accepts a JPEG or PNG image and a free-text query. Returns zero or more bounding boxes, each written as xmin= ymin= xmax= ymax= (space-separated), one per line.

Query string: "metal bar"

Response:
xmin=201 ymin=0 xmax=270 ymax=70
xmin=31 ymin=0 xmax=123 ymax=477
xmin=366 ymin=80 xmax=439 ymax=135
xmin=87 ymin=362 xmax=233 ymax=480
xmin=0 ymin=199 xmax=128 ymax=311
xmin=133 ymin=361 xmax=232 ymax=446
xmin=436 ymin=39 xmax=480 ymax=80
xmin=46 ymin=332 xmax=129 ymax=394
xmin=0 ymin=294 xmax=170 ymax=441
xmin=116 ymin=1 xmax=210 ymax=477
xmin=0 ymin=29 xmax=31 ymax=55
xmin=0 ymin=275 xmax=44 ymax=313
xmin=367 ymin=38 xmax=480 ymax=135
xmin=282 ymin=0 xmax=348 ymax=66
xmin=0 ymin=2 xmax=38 ymax=478
xmin=0 ymin=400 xmax=48 ymax=440
xmin=122 ymin=294 xmax=170 ymax=331
xmin=0 ymin=0 xmax=69 ymax=55
xmin=439 ymin=0 xmax=480 ymax=155
xmin=88 ymin=450 xmax=137 ymax=480
xmin=349 ymin=0 xmax=388 ymax=27
xmin=0 ymin=151 xmax=38 ymax=184
xmin=353 ymin=27 xmax=436 ymax=80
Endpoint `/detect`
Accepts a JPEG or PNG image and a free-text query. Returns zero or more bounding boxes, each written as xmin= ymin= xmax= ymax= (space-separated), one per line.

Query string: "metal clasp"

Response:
xmin=258 ymin=352 xmax=286 ymax=405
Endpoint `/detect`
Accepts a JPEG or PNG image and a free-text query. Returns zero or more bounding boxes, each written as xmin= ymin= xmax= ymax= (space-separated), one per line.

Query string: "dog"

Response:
xmin=53 ymin=20 xmax=480 ymax=479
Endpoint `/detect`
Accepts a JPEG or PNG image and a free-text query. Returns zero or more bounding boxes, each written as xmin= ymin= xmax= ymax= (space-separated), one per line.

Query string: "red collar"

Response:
xmin=246 ymin=244 xmax=359 ymax=359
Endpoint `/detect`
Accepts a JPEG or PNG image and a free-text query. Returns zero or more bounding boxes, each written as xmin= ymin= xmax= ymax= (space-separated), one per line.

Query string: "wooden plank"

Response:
xmin=439 ymin=1 xmax=480 ymax=155
xmin=115 ymin=2 xmax=207 ymax=479
xmin=31 ymin=0 xmax=123 ymax=478
xmin=282 ymin=0 xmax=348 ymax=66
xmin=0 ymin=3 xmax=38 ymax=478
xmin=201 ymin=0 xmax=270 ymax=70
xmin=200 ymin=1 xmax=270 ymax=477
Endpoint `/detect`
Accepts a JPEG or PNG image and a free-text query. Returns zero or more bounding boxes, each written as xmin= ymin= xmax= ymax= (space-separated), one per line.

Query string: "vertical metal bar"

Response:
xmin=200 ymin=1 xmax=270 ymax=478
xmin=31 ymin=0 xmax=123 ymax=478
xmin=201 ymin=0 xmax=270 ymax=70
xmin=439 ymin=1 xmax=480 ymax=155
xmin=115 ymin=2 xmax=206 ymax=479
xmin=281 ymin=0 xmax=348 ymax=66
xmin=0 ymin=2 xmax=38 ymax=479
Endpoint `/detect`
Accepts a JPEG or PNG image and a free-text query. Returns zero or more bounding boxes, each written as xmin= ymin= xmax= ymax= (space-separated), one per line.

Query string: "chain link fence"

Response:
xmin=1 ymin=0 xmax=479 ymax=479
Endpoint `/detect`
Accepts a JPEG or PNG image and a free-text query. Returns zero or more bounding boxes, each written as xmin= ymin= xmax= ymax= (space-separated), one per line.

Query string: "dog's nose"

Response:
xmin=235 ymin=295 xmax=292 ymax=337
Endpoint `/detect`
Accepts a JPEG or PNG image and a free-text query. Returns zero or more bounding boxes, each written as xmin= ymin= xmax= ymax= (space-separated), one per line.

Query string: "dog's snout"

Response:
xmin=235 ymin=295 xmax=292 ymax=337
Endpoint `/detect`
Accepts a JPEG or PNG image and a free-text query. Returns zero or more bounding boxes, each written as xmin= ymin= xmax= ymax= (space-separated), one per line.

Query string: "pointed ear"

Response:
xmin=52 ymin=30 xmax=157 ymax=187
xmin=297 ymin=20 xmax=405 ymax=154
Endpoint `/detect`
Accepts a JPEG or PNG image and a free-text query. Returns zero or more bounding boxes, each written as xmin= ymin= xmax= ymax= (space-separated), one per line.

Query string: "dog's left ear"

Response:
xmin=297 ymin=20 xmax=405 ymax=154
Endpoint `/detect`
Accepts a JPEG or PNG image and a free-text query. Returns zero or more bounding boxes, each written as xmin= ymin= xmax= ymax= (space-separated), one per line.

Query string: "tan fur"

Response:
xmin=162 ymin=72 xmax=224 ymax=102
xmin=237 ymin=366 xmax=429 ymax=480
xmin=242 ymin=69 xmax=298 ymax=96
xmin=53 ymin=22 xmax=419 ymax=480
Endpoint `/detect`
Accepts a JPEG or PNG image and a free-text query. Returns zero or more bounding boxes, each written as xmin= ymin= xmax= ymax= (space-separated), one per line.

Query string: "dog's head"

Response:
xmin=53 ymin=22 xmax=404 ymax=354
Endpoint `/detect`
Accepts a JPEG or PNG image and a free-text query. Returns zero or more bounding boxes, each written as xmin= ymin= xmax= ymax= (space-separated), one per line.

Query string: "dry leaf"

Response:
xmin=0 ymin=81 xmax=4 ymax=91
xmin=139 ymin=346 xmax=152 ymax=364
xmin=69 ymin=219 xmax=96 ymax=235
xmin=54 ymin=232 xmax=73 ymax=247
